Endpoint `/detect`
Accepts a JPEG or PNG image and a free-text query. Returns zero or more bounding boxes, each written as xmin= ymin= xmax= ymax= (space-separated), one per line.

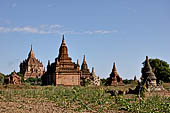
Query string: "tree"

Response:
xmin=123 ymin=79 xmax=135 ymax=84
xmin=142 ymin=58 xmax=170 ymax=83
xmin=0 ymin=73 xmax=5 ymax=84
xmin=100 ymin=78 xmax=107 ymax=86
xmin=25 ymin=77 xmax=42 ymax=85
xmin=16 ymin=72 xmax=24 ymax=83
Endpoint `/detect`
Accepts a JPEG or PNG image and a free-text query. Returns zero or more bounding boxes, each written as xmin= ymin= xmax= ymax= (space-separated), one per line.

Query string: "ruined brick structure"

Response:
xmin=106 ymin=63 xmax=124 ymax=86
xmin=20 ymin=45 xmax=44 ymax=80
xmin=42 ymin=35 xmax=81 ymax=86
xmin=141 ymin=56 xmax=157 ymax=87
xmin=80 ymin=55 xmax=90 ymax=79
xmin=8 ymin=71 xmax=21 ymax=84
xmin=89 ymin=67 xmax=100 ymax=86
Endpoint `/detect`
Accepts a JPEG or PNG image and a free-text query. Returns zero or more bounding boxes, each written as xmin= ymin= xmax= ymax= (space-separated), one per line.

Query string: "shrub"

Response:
xmin=0 ymin=73 xmax=4 ymax=84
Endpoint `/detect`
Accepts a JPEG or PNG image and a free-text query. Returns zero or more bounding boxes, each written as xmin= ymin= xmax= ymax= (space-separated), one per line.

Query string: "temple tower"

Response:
xmin=81 ymin=55 xmax=90 ymax=79
xmin=90 ymin=67 xmax=100 ymax=86
xmin=20 ymin=45 xmax=43 ymax=80
xmin=141 ymin=56 xmax=157 ymax=87
xmin=42 ymin=34 xmax=81 ymax=86
xmin=107 ymin=63 xmax=124 ymax=86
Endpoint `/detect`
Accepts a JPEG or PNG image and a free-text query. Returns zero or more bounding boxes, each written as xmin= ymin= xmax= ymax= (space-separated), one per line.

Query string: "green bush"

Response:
xmin=123 ymin=79 xmax=135 ymax=84
xmin=0 ymin=73 xmax=4 ymax=84
xmin=25 ymin=77 xmax=42 ymax=85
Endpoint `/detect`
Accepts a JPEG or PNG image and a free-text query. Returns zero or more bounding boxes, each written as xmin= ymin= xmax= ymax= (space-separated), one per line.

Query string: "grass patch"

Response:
xmin=0 ymin=85 xmax=170 ymax=112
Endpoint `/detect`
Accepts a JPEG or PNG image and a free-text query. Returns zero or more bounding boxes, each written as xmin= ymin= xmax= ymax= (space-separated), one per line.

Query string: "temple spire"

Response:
xmin=77 ymin=59 xmax=79 ymax=65
xmin=81 ymin=55 xmax=89 ymax=71
xmin=62 ymin=34 xmax=66 ymax=45
xmin=48 ymin=60 xmax=50 ymax=65
xmin=28 ymin=44 xmax=35 ymax=58
xmin=31 ymin=44 xmax=33 ymax=51
xmin=145 ymin=56 xmax=152 ymax=71
xmin=58 ymin=34 xmax=68 ymax=58
xmin=113 ymin=62 xmax=117 ymax=72
xmin=141 ymin=56 xmax=157 ymax=86
xmin=83 ymin=55 xmax=86 ymax=64
xmin=92 ymin=67 xmax=95 ymax=73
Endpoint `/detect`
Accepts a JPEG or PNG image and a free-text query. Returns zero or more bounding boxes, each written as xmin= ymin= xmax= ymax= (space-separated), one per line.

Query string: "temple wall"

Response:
xmin=56 ymin=74 xmax=80 ymax=86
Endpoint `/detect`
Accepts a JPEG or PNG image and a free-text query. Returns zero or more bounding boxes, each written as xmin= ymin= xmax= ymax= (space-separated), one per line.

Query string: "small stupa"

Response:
xmin=89 ymin=67 xmax=100 ymax=86
xmin=107 ymin=63 xmax=124 ymax=86
xmin=141 ymin=56 xmax=157 ymax=87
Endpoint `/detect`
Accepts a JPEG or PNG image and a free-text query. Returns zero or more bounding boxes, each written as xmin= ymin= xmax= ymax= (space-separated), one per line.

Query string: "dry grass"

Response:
xmin=0 ymin=84 xmax=170 ymax=113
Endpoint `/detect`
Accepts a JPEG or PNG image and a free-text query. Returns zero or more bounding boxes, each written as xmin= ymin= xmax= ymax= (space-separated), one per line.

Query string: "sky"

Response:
xmin=0 ymin=0 xmax=170 ymax=79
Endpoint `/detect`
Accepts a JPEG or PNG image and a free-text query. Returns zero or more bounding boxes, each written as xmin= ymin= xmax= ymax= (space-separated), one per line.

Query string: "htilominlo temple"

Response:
xmin=20 ymin=45 xmax=44 ymax=80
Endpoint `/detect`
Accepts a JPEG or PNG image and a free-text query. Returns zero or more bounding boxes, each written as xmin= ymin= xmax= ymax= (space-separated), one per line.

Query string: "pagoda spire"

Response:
xmin=28 ymin=44 xmax=35 ymax=58
xmin=113 ymin=62 xmax=117 ymax=72
xmin=141 ymin=56 xmax=157 ymax=86
xmin=110 ymin=62 xmax=118 ymax=78
xmin=81 ymin=55 xmax=89 ymax=71
xmin=58 ymin=34 xmax=68 ymax=58
xmin=77 ymin=59 xmax=79 ymax=66
xmin=62 ymin=34 xmax=66 ymax=45
xmin=30 ymin=44 xmax=32 ymax=50
xmin=83 ymin=55 xmax=86 ymax=64
xmin=143 ymin=56 xmax=153 ymax=72
xmin=48 ymin=60 xmax=50 ymax=65
xmin=92 ymin=67 xmax=95 ymax=74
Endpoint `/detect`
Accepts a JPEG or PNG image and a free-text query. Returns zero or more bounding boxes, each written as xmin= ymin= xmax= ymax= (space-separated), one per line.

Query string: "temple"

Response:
xmin=106 ymin=63 xmax=124 ymax=86
xmin=89 ymin=67 xmax=100 ymax=86
xmin=6 ymin=71 xmax=21 ymax=85
xmin=141 ymin=56 xmax=157 ymax=87
xmin=20 ymin=45 xmax=44 ymax=80
xmin=80 ymin=55 xmax=90 ymax=79
xmin=42 ymin=34 xmax=81 ymax=86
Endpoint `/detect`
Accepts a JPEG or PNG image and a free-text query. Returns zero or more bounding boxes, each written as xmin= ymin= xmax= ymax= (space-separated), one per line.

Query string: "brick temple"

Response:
xmin=42 ymin=35 xmax=81 ymax=86
xmin=20 ymin=45 xmax=44 ymax=80
xmin=80 ymin=55 xmax=91 ymax=79
xmin=7 ymin=71 xmax=21 ymax=85
xmin=141 ymin=56 xmax=157 ymax=87
xmin=106 ymin=63 xmax=124 ymax=86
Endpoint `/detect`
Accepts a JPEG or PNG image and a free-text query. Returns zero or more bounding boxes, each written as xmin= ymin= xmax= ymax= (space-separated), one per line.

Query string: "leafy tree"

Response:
xmin=25 ymin=77 xmax=36 ymax=85
xmin=16 ymin=72 xmax=24 ymax=83
xmin=142 ymin=58 xmax=170 ymax=83
xmin=0 ymin=73 xmax=5 ymax=84
xmin=80 ymin=78 xmax=91 ymax=86
xmin=100 ymin=78 xmax=107 ymax=86
xmin=123 ymin=79 xmax=135 ymax=84
xmin=25 ymin=77 xmax=42 ymax=85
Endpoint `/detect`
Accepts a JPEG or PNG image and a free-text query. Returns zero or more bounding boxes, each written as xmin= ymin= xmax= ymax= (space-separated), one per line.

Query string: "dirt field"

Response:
xmin=0 ymin=84 xmax=170 ymax=113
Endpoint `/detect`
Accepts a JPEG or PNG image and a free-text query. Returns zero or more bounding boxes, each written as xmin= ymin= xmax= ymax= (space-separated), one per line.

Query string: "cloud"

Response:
xmin=13 ymin=27 xmax=39 ymax=33
xmin=0 ymin=24 xmax=118 ymax=35
xmin=0 ymin=26 xmax=11 ymax=32
xmin=0 ymin=25 xmax=60 ymax=34
xmin=40 ymin=24 xmax=62 ymax=29
xmin=84 ymin=30 xmax=118 ymax=34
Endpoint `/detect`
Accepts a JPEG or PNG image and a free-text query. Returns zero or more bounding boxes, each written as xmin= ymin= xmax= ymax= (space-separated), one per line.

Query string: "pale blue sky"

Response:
xmin=0 ymin=0 xmax=170 ymax=79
